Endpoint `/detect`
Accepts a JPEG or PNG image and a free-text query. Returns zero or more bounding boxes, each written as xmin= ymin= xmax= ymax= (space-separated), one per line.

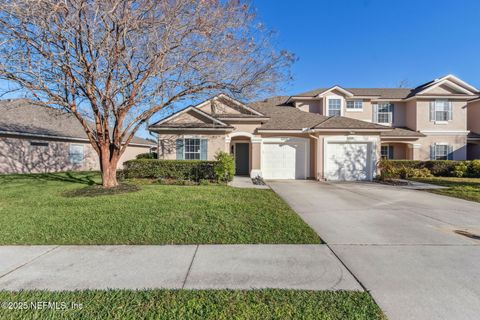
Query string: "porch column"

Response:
xmin=407 ymin=143 xmax=422 ymax=160
xmin=250 ymin=136 xmax=262 ymax=178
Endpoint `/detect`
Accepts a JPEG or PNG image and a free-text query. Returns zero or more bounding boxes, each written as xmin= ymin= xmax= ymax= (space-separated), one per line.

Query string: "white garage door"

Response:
xmin=262 ymin=138 xmax=309 ymax=179
xmin=325 ymin=142 xmax=372 ymax=181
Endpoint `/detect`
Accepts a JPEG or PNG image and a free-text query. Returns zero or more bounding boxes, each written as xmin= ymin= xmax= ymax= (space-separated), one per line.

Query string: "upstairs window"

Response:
xmin=328 ymin=98 xmax=342 ymax=117
xmin=346 ymin=100 xmax=363 ymax=110
xmin=430 ymin=100 xmax=452 ymax=122
xmin=373 ymin=103 xmax=393 ymax=124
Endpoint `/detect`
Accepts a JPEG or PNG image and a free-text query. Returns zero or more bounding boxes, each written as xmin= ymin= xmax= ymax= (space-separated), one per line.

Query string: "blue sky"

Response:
xmin=2 ymin=0 xmax=479 ymax=138
xmin=252 ymin=0 xmax=480 ymax=94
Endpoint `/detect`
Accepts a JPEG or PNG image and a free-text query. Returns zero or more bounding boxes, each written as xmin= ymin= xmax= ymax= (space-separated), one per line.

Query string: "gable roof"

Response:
xmin=0 ymin=99 xmax=155 ymax=146
xmin=289 ymin=75 xmax=479 ymax=101
xmin=292 ymin=88 xmax=414 ymax=99
xmin=195 ymin=93 xmax=266 ymax=116
xmin=150 ymin=105 xmax=230 ymax=127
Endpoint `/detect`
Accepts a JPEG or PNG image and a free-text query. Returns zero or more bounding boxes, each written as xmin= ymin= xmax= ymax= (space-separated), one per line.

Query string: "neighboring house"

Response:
xmin=0 ymin=99 xmax=155 ymax=174
xmin=149 ymin=75 xmax=480 ymax=181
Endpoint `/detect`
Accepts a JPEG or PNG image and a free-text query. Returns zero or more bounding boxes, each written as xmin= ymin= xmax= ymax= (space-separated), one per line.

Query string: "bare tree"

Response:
xmin=0 ymin=0 xmax=293 ymax=187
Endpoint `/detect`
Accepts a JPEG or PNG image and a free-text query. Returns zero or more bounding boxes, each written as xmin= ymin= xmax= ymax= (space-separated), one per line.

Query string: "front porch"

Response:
xmin=380 ymin=142 xmax=421 ymax=160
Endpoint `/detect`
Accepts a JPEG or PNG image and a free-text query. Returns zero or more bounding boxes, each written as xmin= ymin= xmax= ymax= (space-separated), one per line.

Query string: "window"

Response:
xmin=434 ymin=144 xmax=448 ymax=160
xmin=176 ymin=138 xmax=207 ymax=160
xmin=374 ymin=103 xmax=393 ymax=124
xmin=30 ymin=141 xmax=49 ymax=147
xmin=346 ymin=100 xmax=363 ymax=110
xmin=381 ymin=145 xmax=394 ymax=160
xmin=184 ymin=138 xmax=201 ymax=160
xmin=431 ymin=100 xmax=451 ymax=122
xmin=69 ymin=144 xmax=84 ymax=164
xmin=328 ymin=98 xmax=342 ymax=117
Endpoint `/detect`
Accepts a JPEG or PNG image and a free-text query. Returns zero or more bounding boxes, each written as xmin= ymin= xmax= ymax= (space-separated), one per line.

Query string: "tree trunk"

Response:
xmin=100 ymin=146 xmax=120 ymax=188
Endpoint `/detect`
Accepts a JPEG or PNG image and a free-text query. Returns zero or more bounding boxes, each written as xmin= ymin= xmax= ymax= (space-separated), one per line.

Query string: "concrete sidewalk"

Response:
xmin=0 ymin=245 xmax=361 ymax=291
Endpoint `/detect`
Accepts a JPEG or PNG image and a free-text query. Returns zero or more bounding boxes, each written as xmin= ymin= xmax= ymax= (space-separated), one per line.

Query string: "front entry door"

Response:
xmin=235 ymin=143 xmax=249 ymax=176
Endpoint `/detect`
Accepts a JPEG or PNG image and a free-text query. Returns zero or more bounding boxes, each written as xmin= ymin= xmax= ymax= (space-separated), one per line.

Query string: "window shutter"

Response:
xmin=200 ymin=139 xmax=208 ymax=160
xmin=430 ymin=145 xmax=436 ymax=160
xmin=176 ymin=139 xmax=184 ymax=160
xmin=390 ymin=104 xmax=395 ymax=124
xmin=448 ymin=101 xmax=453 ymax=121
xmin=429 ymin=101 xmax=435 ymax=121
xmin=447 ymin=145 xmax=454 ymax=160
xmin=388 ymin=146 xmax=394 ymax=160
xmin=372 ymin=104 xmax=378 ymax=123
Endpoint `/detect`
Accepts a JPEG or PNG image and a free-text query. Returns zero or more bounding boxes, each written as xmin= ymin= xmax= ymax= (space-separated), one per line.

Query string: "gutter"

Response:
xmin=0 ymin=130 xmax=155 ymax=148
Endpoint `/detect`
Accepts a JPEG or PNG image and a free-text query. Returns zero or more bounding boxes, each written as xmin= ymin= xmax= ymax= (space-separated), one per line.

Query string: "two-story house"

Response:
xmin=149 ymin=75 xmax=479 ymax=181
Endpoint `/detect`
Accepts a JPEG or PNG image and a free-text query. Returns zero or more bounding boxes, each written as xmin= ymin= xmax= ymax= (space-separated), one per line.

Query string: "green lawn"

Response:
xmin=0 ymin=289 xmax=383 ymax=320
xmin=410 ymin=177 xmax=480 ymax=203
xmin=0 ymin=172 xmax=321 ymax=244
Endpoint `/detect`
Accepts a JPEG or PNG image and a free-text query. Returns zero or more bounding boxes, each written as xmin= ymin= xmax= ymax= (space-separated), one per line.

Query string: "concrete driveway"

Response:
xmin=269 ymin=180 xmax=480 ymax=320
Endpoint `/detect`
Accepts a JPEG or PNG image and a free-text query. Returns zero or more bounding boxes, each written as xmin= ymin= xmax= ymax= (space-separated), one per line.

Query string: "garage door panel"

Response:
xmin=262 ymin=139 xmax=309 ymax=180
xmin=326 ymin=142 xmax=371 ymax=181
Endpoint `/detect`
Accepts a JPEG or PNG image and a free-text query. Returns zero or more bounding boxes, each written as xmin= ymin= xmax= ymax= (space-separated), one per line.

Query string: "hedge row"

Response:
xmin=378 ymin=160 xmax=480 ymax=179
xmin=123 ymin=159 xmax=217 ymax=181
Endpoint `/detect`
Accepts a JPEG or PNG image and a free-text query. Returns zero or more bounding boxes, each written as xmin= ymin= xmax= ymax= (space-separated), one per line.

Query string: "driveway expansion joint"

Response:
xmin=182 ymin=245 xmax=199 ymax=289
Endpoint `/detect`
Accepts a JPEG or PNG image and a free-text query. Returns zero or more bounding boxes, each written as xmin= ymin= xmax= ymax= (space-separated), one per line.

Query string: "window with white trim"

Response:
xmin=346 ymin=100 xmax=363 ymax=110
xmin=374 ymin=103 xmax=393 ymax=124
xmin=381 ymin=145 xmax=394 ymax=160
xmin=184 ymin=138 xmax=201 ymax=160
xmin=328 ymin=99 xmax=341 ymax=117
xmin=434 ymin=144 xmax=448 ymax=160
xmin=432 ymin=99 xmax=451 ymax=122
xmin=69 ymin=144 xmax=84 ymax=164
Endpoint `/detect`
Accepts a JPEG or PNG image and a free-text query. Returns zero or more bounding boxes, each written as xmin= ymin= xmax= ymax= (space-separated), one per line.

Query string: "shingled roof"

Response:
xmin=249 ymin=96 xmax=391 ymax=131
xmin=0 ymin=99 xmax=155 ymax=146
xmin=294 ymin=88 xmax=414 ymax=99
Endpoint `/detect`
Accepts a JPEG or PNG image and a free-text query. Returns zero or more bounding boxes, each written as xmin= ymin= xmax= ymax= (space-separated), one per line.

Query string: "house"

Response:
xmin=0 ymin=99 xmax=155 ymax=174
xmin=149 ymin=75 xmax=480 ymax=181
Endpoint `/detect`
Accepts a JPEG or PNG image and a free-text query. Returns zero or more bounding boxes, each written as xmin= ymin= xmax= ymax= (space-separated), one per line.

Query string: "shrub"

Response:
xmin=136 ymin=152 xmax=158 ymax=159
xmin=123 ymin=159 xmax=217 ymax=181
xmin=214 ymin=151 xmax=235 ymax=182
xmin=402 ymin=167 xmax=433 ymax=178
xmin=468 ymin=160 xmax=480 ymax=178
xmin=452 ymin=162 xmax=469 ymax=178
xmin=378 ymin=160 xmax=475 ymax=178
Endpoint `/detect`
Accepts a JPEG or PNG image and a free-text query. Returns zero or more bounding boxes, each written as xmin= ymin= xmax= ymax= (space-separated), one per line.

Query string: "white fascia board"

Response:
xmin=317 ymin=86 xmax=354 ymax=98
xmin=312 ymin=128 xmax=391 ymax=132
xmin=151 ymin=127 xmax=233 ymax=132
xmin=418 ymin=79 xmax=475 ymax=96
xmin=420 ymin=130 xmax=470 ymax=136
xmin=257 ymin=129 xmax=306 ymax=133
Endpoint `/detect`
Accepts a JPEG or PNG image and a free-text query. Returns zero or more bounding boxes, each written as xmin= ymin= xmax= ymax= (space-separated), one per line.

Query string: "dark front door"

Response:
xmin=235 ymin=143 xmax=249 ymax=176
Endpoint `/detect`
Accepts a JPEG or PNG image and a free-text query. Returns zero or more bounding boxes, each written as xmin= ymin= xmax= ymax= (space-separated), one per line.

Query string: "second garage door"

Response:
xmin=262 ymin=137 xmax=310 ymax=179
xmin=325 ymin=142 xmax=372 ymax=181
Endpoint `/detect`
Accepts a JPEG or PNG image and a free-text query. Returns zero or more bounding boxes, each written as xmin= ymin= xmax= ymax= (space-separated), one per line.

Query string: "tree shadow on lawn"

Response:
xmin=0 ymin=171 xmax=99 ymax=186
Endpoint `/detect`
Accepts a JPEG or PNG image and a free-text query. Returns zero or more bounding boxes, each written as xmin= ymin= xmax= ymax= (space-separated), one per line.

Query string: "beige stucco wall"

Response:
xmin=295 ymin=100 xmax=323 ymax=114
xmin=415 ymin=99 xmax=468 ymax=131
xmin=157 ymin=132 xmax=227 ymax=160
xmin=405 ymin=100 xmax=417 ymax=130
xmin=414 ymin=135 xmax=467 ymax=160
xmin=467 ymin=100 xmax=480 ymax=133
